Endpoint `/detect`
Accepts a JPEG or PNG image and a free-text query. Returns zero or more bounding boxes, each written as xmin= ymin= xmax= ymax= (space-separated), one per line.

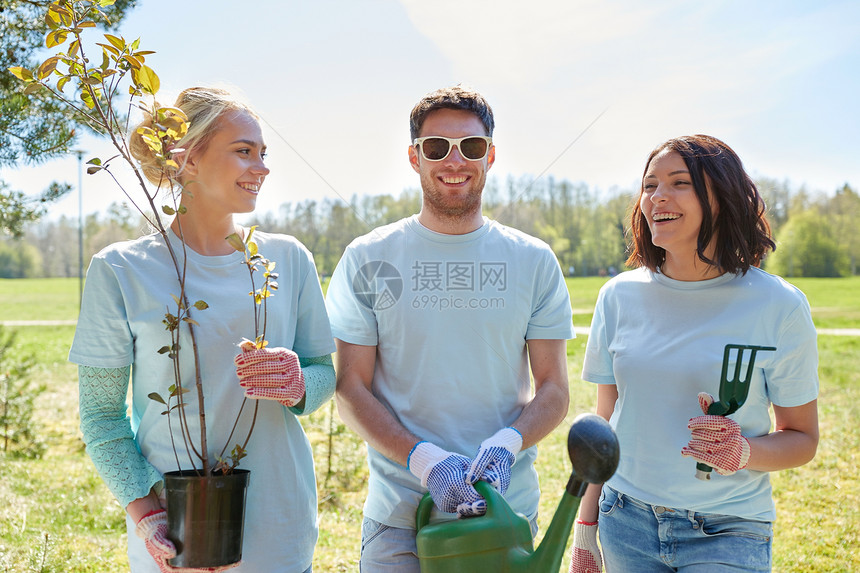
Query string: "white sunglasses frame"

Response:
xmin=412 ymin=135 xmax=493 ymax=162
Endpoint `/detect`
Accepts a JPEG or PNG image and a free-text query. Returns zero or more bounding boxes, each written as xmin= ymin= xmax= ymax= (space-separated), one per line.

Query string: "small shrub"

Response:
xmin=0 ymin=326 xmax=46 ymax=458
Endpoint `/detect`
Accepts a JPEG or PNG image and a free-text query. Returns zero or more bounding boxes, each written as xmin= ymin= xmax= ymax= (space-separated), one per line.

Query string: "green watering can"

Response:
xmin=694 ymin=344 xmax=776 ymax=480
xmin=416 ymin=413 xmax=619 ymax=573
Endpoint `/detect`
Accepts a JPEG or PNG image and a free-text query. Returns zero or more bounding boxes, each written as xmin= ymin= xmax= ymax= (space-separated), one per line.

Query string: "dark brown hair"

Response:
xmin=409 ymin=85 xmax=494 ymax=141
xmin=626 ymin=134 xmax=775 ymax=274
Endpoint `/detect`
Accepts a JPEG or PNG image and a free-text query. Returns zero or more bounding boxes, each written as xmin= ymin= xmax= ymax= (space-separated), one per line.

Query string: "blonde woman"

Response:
xmin=70 ymin=87 xmax=334 ymax=573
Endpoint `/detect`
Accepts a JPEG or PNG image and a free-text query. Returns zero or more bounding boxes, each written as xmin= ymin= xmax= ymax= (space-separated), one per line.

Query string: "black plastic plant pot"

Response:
xmin=164 ymin=469 xmax=250 ymax=568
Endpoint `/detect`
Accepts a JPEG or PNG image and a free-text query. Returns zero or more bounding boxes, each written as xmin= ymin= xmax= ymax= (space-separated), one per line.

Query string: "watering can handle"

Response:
xmin=416 ymin=493 xmax=435 ymax=531
xmin=415 ymin=481 xmax=505 ymax=531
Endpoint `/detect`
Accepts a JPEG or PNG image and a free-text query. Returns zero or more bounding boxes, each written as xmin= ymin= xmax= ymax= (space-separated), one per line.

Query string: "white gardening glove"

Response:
xmin=465 ymin=427 xmax=522 ymax=495
xmin=681 ymin=392 xmax=751 ymax=476
xmin=234 ymin=345 xmax=305 ymax=407
xmin=408 ymin=441 xmax=485 ymax=517
xmin=135 ymin=510 xmax=238 ymax=572
xmin=569 ymin=519 xmax=603 ymax=573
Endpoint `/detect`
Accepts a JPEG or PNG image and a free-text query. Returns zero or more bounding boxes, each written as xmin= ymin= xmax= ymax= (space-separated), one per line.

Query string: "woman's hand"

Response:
xmin=234 ymin=346 xmax=305 ymax=407
xmin=135 ymin=509 xmax=239 ymax=572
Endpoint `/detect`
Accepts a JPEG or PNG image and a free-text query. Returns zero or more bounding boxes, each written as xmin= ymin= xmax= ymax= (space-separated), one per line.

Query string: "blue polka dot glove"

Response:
xmin=408 ymin=441 xmax=486 ymax=517
xmin=466 ymin=427 xmax=522 ymax=495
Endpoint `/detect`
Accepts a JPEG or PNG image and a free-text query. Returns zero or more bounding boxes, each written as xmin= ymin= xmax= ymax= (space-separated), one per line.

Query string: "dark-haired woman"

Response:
xmin=569 ymin=135 xmax=818 ymax=572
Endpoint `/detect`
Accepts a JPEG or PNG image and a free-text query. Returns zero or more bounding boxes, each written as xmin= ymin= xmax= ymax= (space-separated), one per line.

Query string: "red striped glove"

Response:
xmin=234 ymin=346 xmax=305 ymax=407
xmin=135 ymin=510 xmax=238 ymax=572
xmin=681 ymin=392 xmax=750 ymax=476
xmin=569 ymin=519 xmax=603 ymax=573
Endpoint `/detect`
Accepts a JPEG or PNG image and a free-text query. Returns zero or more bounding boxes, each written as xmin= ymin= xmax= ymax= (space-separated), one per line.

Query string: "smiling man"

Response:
xmin=325 ymin=85 xmax=574 ymax=572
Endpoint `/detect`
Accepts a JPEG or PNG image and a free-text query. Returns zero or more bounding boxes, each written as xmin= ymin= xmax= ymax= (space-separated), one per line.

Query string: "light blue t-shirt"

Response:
xmin=326 ymin=215 xmax=574 ymax=528
xmin=584 ymin=267 xmax=818 ymax=521
xmin=69 ymin=229 xmax=335 ymax=572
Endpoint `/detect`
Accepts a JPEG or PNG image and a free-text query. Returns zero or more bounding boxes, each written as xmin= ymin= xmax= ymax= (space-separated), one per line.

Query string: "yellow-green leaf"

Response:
xmin=79 ymin=21 xmax=97 ymax=28
xmin=97 ymin=42 xmax=120 ymax=57
xmin=48 ymin=3 xmax=73 ymax=26
xmin=162 ymin=205 xmax=175 ymax=216
xmin=225 ymin=233 xmax=245 ymax=253
xmin=46 ymin=29 xmax=69 ymax=49
xmin=8 ymin=66 xmax=33 ymax=81
xmin=57 ymin=75 xmax=70 ymax=92
xmin=80 ymin=90 xmax=94 ymax=109
xmin=38 ymin=57 xmax=60 ymax=79
xmin=104 ymin=34 xmax=125 ymax=51
xmin=247 ymin=241 xmax=258 ymax=256
xmin=23 ymin=82 xmax=43 ymax=95
xmin=193 ymin=300 xmax=209 ymax=311
xmin=53 ymin=4 xmax=73 ymax=26
xmin=44 ymin=12 xmax=60 ymax=30
xmin=68 ymin=39 xmax=80 ymax=59
xmin=137 ymin=64 xmax=160 ymax=95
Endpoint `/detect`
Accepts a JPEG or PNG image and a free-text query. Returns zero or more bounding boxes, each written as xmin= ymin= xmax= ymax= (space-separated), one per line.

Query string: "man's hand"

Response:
xmin=681 ymin=393 xmax=750 ymax=476
xmin=234 ymin=346 xmax=304 ymax=407
xmin=408 ymin=441 xmax=486 ymax=516
xmin=466 ymin=427 xmax=522 ymax=495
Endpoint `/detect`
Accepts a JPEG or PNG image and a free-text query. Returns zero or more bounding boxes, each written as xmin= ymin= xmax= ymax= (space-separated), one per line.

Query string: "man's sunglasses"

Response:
xmin=412 ymin=136 xmax=493 ymax=162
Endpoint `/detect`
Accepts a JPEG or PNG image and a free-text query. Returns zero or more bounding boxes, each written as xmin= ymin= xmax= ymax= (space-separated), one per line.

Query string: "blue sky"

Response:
xmin=4 ymin=0 xmax=859 ymax=221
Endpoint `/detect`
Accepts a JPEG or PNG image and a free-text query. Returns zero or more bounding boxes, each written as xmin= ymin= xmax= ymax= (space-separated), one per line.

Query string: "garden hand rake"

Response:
xmin=694 ymin=344 xmax=776 ymax=481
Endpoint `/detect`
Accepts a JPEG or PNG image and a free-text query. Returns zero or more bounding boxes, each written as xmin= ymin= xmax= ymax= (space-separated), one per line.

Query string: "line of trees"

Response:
xmin=2 ymin=174 xmax=857 ymax=279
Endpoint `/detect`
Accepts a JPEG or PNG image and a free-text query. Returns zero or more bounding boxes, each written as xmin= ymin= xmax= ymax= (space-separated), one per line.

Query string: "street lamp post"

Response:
xmin=75 ymin=150 xmax=84 ymax=310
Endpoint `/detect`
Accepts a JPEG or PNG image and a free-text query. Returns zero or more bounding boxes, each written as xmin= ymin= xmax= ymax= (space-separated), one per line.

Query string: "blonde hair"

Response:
xmin=129 ymin=86 xmax=259 ymax=187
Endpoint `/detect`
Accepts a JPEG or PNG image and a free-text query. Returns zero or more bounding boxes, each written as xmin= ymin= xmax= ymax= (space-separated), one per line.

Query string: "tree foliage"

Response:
xmin=767 ymin=210 xmax=850 ymax=278
xmin=0 ymin=0 xmax=136 ymax=237
xmin=9 ymin=179 xmax=860 ymax=279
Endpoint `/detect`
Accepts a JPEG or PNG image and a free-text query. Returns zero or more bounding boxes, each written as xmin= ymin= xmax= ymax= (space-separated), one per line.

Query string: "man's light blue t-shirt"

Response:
xmin=326 ymin=215 xmax=574 ymax=528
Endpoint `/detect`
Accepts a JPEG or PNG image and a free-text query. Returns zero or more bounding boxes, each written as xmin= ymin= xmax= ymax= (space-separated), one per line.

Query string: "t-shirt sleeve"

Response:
xmin=69 ymin=255 xmax=134 ymax=368
xmin=582 ymin=286 xmax=617 ymax=385
xmin=525 ymin=249 xmax=574 ymax=340
xmin=291 ymin=249 xmax=337 ymax=359
xmin=765 ymin=297 xmax=819 ymax=407
xmin=325 ymin=246 xmax=380 ymax=346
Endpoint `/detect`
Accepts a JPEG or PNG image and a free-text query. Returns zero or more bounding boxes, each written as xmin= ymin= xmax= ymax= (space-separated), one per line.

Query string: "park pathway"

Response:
xmin=0 ymin=320 xmax=860 ymax=336
xmin=2 ymin=321 xmax=858 ymax=336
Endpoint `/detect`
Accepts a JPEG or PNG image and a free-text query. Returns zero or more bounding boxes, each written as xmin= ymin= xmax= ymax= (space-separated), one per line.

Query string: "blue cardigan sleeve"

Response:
xmin=78 ymin=365 xmax=163 ymax=507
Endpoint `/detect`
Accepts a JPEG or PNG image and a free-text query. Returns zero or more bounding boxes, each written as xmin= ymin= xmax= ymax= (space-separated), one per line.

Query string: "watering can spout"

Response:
xmin=415 ymin=414 xmax=619 ymax=573
xmin=524 ymin=414 xmax=620 ymax=573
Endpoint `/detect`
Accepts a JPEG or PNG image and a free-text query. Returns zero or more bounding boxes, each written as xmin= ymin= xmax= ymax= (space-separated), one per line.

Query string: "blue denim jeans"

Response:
xmin=598 ymin=486 xmax=773 ymax=572
xmin=360 ymin=517 xmax=420 ymax=573
xmin=360 ymin=513 xmax=539 ymax=572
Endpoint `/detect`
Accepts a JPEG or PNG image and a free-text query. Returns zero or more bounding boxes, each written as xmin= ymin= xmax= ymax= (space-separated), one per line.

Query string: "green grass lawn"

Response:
xmin=0 ymin=277 xmax=857 ymax=572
